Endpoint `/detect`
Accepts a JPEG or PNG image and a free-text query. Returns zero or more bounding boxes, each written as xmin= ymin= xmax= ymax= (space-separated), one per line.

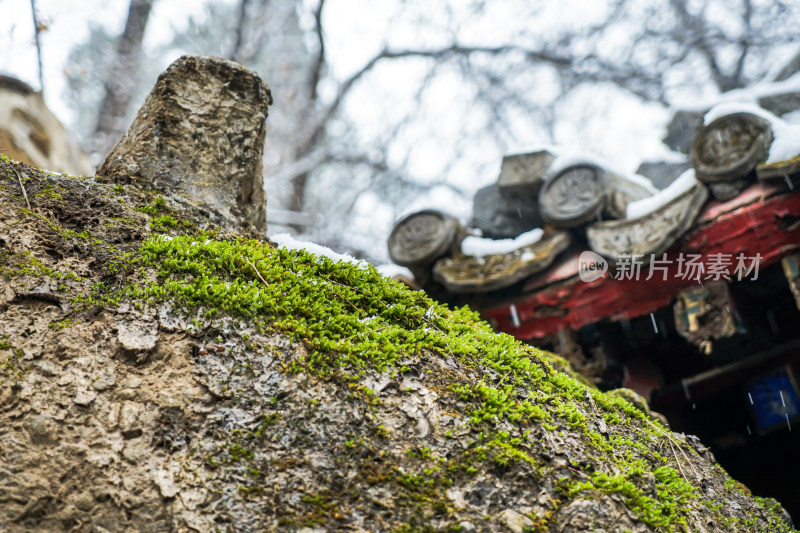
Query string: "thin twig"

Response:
xmin=497 ymin=368 xmax=514 ymax=386
xmin=668 ymin=438 xmax=690 ymax=483
xmin=646 ymin=417 xmax=701 ymax=480
xmin=30 ymin=0 xmax=45 ymax=95
xmin=243 ymin=256 xmax=269 ymax=287
xmin=13 ymin=167 xmax=32 ymax=210
xmin=568 ymin=465 xmax=592 ymax=481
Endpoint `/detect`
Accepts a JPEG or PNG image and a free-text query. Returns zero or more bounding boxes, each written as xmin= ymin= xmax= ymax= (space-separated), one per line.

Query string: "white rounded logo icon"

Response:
xmin=578 ymin=251 xmax=608 ymax=282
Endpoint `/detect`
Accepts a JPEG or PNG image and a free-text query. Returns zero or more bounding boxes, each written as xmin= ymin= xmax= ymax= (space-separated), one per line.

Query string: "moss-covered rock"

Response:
xmin=0 ymin=156 xmax=795 ymax=532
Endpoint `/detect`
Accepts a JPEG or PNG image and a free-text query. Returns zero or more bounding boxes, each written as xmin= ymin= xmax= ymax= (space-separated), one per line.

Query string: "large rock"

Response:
xmin=1 ymin=153 xmax=795 ymax=531
xmin=97 ymin=55 xmax=271 ymax=232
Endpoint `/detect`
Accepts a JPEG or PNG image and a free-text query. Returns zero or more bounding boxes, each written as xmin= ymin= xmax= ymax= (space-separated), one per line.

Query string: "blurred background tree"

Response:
xmin=53 ymin=0 xmax=800 ymax=261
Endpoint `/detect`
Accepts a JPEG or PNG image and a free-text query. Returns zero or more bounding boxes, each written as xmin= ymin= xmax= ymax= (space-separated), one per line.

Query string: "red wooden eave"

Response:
xmin=481 ymin=183 xmax=800 ymax=340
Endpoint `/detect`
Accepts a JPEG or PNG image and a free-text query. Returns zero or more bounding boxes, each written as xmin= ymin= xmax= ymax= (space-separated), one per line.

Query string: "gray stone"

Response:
xmin=97 ymin=55 xmax=271 ymax=232
xmin=636 ymin=160 xmax=691 ymax=190
xmin=24 ymin=413 xmax=54 ymax=445
xmin=32 ymin=359 xmax=60 ymax=377
xmin=117 ymin=320 xmax=158 ymax=363
xmin=471 ymin=183 xmax=543 ymax=239
xmin=93 ymin=371 xmax=117 ymax=392
xmin=496 ymin=150 xmax=554 ymax=198
xmin=663 ymin=109 xmax=705 ymax=154
xmin=119 ymin=401 xmax=144 ymax=439
xmin=709 ymin=179 xmax=748 ymax=202
xmin=154 ymin=468 xmax=180 ymax=498
xmin=498 ymin=508 xmax=534 ymax=533
xmin=74 ymin=388 xmax=97 ymax=407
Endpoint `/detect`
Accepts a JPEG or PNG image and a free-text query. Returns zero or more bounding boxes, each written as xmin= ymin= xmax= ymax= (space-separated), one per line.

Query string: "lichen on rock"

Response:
xmin=0 ymin=155 xmax=796 ymax=532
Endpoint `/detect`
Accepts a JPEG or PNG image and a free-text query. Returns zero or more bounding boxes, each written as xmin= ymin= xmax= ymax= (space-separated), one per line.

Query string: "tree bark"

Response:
xmin=92 ymin=0 xmax=154 ymax=158
xmin=229 ymin=0 xmax=252 ymax=63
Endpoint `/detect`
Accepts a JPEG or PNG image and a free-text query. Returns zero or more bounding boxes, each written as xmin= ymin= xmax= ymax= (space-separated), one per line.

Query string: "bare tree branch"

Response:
xmin=308 ymin=0 xmax=326 ymax=101
xmin=732 ymin=0 xmax=753 ymax=83
xmin=667 ymin=0 xmax=741 ymax=92
xmin=93 ymin=0 xmax=155 ymax=156
xmin=229 ymin=0 xmax=252 ymax=62
xmin=29 ymin=0 xmax=44 ymax=95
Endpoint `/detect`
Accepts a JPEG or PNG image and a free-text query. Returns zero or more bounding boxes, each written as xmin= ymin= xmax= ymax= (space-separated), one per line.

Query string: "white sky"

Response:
xmin=2 ymin=0 xmax=671 ymax=169
xmin=1 ymin=0 xmax=685 ymax=261
xmin=0 ymin=0 xmax=222 ymax=125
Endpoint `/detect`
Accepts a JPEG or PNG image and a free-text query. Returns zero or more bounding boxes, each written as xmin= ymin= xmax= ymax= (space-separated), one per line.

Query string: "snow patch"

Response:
xmin=766 ymin=120 xmax=800 ymax=163
xmin=376 ymin=263 xmax=414 ymax=280
xmin=461 ymin=228 xmax=544 ymax=258
xmin=547 ymin=150 xmax=658 ymax=194
xmin=625 ymin=169 xmax=700 ymax=219
xmin=703 ymin=102 xmax=779 ymax=125
xmin=270 ymin=233 xmax=368 ymax=269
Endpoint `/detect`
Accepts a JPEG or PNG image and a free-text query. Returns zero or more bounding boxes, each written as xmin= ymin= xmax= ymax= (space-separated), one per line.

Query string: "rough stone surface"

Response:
xmin=97 ymin=55 xmax=271 ymax=232
xmin=1 ymin=158 xmax=795 ymax=533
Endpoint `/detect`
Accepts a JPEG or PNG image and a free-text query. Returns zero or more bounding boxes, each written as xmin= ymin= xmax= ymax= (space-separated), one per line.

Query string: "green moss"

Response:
xmin=0 ymin=344 xmax=26 ymax=381
xmin=0 ymin=161 xmax=791 ymax=532
xmin=0 ymin=249 xmax=80 ymax=284
xmin=569 ymin=466 xmax=695 ymax=528
xmin=136 ymin=195 xmax=167 ymax=216
xmin=106 ymin=233 xmax=727 ymax=530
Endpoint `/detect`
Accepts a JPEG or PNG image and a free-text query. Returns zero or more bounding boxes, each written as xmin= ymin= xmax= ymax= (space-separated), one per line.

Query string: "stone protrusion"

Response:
xmin=97 ymin=55 xmax=272 ymax=232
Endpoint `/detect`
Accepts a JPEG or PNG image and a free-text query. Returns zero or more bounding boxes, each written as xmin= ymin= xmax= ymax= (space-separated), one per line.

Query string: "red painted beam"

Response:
xmin=482 ymin=185 xmax=800 ymax=340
